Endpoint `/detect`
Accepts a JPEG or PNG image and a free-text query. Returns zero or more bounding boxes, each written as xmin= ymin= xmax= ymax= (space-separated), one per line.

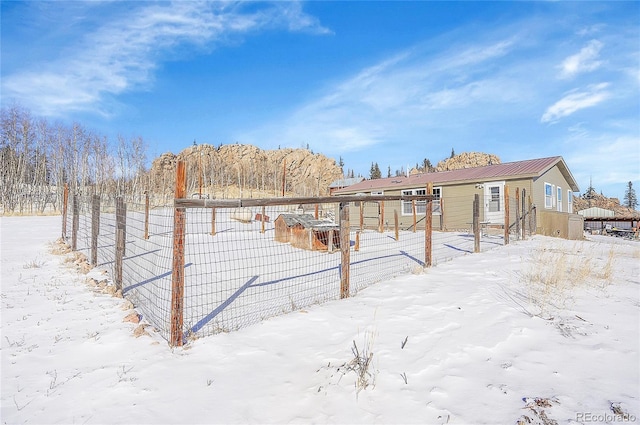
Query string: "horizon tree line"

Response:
xmin=0 ymin=104 xmax=345 ymax=213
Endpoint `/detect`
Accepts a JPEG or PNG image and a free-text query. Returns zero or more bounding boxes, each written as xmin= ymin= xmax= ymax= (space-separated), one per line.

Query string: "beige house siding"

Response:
xmin=332 ymin=158 xmax=581 ymax=239
xmin=533 ymin=166 xmax=573 ymax=214
xmin=537 ymin=210 xmax=584 ymax=239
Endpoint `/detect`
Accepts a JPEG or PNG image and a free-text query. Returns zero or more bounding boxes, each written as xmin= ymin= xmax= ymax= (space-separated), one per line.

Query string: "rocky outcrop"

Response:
xmin=573 ymin=189 xmax=639 ymax=216
xmin=435 ymin=152 xmax=501 ymax=172
xmin=148 ymin=144 xmax=343 ymax=197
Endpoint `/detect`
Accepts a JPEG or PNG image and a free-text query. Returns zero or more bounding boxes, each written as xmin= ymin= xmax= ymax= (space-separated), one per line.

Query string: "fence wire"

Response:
xmin=62 ymin=193 xmax=514 ymax=343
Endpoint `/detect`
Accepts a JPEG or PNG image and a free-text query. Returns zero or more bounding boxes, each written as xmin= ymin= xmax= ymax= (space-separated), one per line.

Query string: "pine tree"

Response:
xmin=369 ymin=162 xmax=382 ymax=179
xmin=584 ymin=177 xmax=596 ymax=207
xmin=450 ymin=148 xmax=455 ymax=159
xmin=387 ymin=165 xmax=391 ymax=178
xmin=624 ymin=181 xmax=637 ymax=210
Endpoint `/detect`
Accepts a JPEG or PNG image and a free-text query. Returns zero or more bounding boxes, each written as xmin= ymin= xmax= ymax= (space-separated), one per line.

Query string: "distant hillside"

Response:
xmin=148 ymin=144 xmax=343 ymax=198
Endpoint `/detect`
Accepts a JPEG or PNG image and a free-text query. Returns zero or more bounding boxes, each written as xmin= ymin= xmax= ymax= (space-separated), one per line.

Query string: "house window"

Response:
xmin=432 ymin=187 xmax=442 ymax=215
xmin=567 ymin=190 xmax=573 ymax=213
xmin=557 ymin=186 xmax=562 ymax=212
xmin=371 ymin=191 xmax=384 ymax=196
xmin=545 ymin=183 xmax=553 ymax=209
xmin=489 ymin=186 xmax=501 ymax=212
xmin=402 ymin=189 xmax=426 ymax=215
xmin=401 ymin=187 xmax=441 ymax=215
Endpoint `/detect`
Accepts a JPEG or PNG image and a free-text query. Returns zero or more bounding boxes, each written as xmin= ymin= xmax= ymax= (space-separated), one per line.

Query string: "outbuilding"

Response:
xmin=274 ymin=214 xmax=340 ymax=251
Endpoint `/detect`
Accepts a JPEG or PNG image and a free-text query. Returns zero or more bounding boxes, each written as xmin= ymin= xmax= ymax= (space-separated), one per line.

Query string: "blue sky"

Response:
xmin=2 ymin=1 xmax=639 ymax=202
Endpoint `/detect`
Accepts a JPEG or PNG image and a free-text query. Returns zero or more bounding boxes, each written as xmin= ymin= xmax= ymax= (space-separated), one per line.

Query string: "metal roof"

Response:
xmin=329 ymin=177 xmax=365 ymax=188
xmin=276 ymin=213 xmax=338 ymax=229
xmin=334 ymin=156 xmax=580 ymax=194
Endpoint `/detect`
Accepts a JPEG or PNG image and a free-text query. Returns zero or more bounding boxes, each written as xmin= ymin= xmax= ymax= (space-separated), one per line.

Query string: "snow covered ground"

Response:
xmin=1 ymin=215 xmax=638 ymax=424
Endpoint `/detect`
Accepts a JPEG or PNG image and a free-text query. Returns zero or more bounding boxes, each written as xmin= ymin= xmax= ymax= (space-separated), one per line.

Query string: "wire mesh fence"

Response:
xmin=61 ymin=178 xmax=536 ymax=346
xmin=65 ymin=196 xmax=520 ymax=340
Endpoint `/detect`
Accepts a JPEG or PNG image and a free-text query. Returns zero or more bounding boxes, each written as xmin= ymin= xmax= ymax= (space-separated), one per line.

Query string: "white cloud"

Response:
xmin=1 ymin=1 xmax=330 ymax=117
xmin=559 ymin=40 xmax=604 ymax=79
xmin=541 ymin=83 xmax=610 ymax=123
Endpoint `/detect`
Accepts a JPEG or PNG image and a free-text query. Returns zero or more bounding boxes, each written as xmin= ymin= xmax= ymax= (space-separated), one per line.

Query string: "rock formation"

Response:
xmin=148 ymin=144 xmax=343 ymax=198
xmin=435 ymin=152 xmax=501 ymax=172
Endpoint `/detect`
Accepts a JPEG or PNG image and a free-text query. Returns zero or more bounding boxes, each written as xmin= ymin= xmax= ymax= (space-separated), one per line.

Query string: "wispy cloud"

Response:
xmin=246 ymin=37 xmax=521 ymax=154
xmin=541 ymin=83 xmax=610 ymax=123
xmin=559 ymin=40 xmax=604 ymax=79
xmin=1 ymin=1 xmax=329 ymax=117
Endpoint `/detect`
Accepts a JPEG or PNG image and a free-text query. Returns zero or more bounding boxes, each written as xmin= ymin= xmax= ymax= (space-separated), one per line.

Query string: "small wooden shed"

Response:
xmin=274 ymin=214 xmax=340 ymax=251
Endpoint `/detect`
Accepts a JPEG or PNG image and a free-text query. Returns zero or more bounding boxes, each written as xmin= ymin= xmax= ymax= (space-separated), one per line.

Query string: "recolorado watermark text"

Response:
xmin=576 ymin=412 xmax=636 ymax=423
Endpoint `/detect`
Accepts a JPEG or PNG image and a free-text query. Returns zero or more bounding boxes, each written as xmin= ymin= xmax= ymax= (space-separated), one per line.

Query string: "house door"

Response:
xmin=484 ymin=182 xmax=505 ymax=224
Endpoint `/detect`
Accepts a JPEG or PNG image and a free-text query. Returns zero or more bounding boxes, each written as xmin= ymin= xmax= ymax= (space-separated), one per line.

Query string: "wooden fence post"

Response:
xmin=115 ymin=196 xmax=126 ymax=290
xmin=314 ymin=204 xmax=319 ymax=220
xmin=379 ymin=201 xmax=385 ymax=233
xmin=91 ymin=195 xmax=100 ymax=266
xmin=62 ymin=184 xmax=69 ymax=240
xmin=211 ymin=208 xmax=216 ymax=236
xmin=394 ymin=210 xmax=399 ymax=241
xmin=504 ymin=185 xmax=510 ymax=245
xmin=144 ymin=192 xmax=150 ymax=240
xmin=71 ymin=193 xmax=79 ymax=251
xmin=439 ymin=198 xmax=444 ymax=231
xmin=473 ymin=194 xmax=480 ymax=253
xmin=515 ymin=188 xmax=521 ymax=240
xmin=359 ymin=201 xmax=364 ymax=232
xmin=171 ymin=161 xmax=187 ymax=347
xmin=261 ymin=206 xmax=266 ymax=234
xmin=339 ymin=202 xmax=350 ymax=299
xmin=355 ymin=230 xmax=360 ymax=252
xmin=425 ymin=183 xmax=433 ymax=267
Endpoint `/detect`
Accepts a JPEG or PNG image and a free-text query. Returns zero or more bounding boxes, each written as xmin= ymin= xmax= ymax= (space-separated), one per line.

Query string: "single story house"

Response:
xmin=332 ymin=156 xmax=583 ymax=239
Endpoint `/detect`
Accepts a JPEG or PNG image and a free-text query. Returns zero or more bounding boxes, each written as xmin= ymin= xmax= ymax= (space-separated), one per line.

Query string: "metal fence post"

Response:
xmin=473 ymin=194 xmax=480 ymax=253
xmin=339 ymin=202 xmax=350 ymax=299
xmin=504 ymin=185 xmax=510 ymax=245
xmin=425 ymin=183 xmax=433 ymax=267
xmin=394 ymin=210 xmax=399 ymax=241
xmin=521 ymin=188 xmax=527 ymax=240
xmin=144 ymin=192 xmax=150 ymax=240
xmin=515 ymin=188 xmax=521 ymax=240
xmin=91 ymin=195 xmax=100 ymax=266
xmin=210 ymin=208 xmax=216 ymax=236
xmin=62 ymin=184 xmax=69 ymax=241
xmin=72 ymin=193 xmax=79 ymax=251
xmin=115 ymin=197 xmax=126 ymax=290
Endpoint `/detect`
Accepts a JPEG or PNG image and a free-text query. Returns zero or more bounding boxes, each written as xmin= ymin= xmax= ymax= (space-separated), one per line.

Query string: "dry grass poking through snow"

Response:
xmin=522 ymin=240 xmax=631 ymax=318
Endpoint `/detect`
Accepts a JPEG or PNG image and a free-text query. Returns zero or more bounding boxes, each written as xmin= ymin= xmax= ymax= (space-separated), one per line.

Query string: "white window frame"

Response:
xmin=432 ymin=186 xmax=442 ymax=215
xmin=401 ymin=189 xmax=426 ymax=216
xmin=567 ymin=190 xmax=573 ymax=213
xmin=544 ymin=183 xmax=553 ymax=209
xmin=556 ymin=186 xmax=562 ymax=212
xmin=400 ymin=186 xmax=441 ymax=216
